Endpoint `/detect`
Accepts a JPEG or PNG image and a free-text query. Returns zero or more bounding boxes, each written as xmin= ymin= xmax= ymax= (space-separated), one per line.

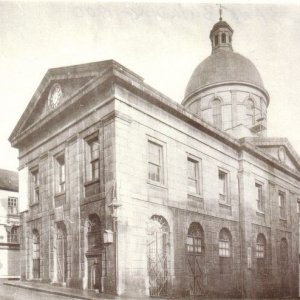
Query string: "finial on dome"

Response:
xmin=219 ymin=4 xmax=223 ymax=21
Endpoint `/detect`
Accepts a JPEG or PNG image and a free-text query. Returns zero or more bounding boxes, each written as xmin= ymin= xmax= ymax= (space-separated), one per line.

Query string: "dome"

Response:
xmin=184 ymin=50 xmax=265 ymax=101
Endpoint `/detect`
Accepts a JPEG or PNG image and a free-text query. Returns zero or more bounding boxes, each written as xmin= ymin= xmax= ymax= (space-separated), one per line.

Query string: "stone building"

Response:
xmin=9 ymin=15 xmax=300 ymax=298
xmin=0 ymin=169 xmax=20 ymax=278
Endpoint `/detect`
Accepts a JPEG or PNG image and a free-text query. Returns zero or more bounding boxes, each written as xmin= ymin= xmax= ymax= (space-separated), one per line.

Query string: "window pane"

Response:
xmin=219 ymin=171 xmax=227 ymax=201
xmin=219 ymin=240 xmax=230 ymax=257
xmin=256 ymin=183 xmax=263 ymax=211
xmin=149 ymin=142 xmax=161 ymax=165
xmin=92 ymin=160 xmax=99 ymax=180
xmin=149 ymin=163 xmax=160 ymax=182
xmin=91 ymin=141 xmax=99 ymax=160
xmin=148 ymin=141 xmax=163 ymax=183
xmin=188 ymin=179 xmax=197 ymax=194
xmin=188 ymin=160 xmax=197 ymax=179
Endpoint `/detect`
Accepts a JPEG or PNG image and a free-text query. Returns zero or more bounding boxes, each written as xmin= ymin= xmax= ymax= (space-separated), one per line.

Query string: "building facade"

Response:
xmin=0 ymin=169 xmax=20 ymax=278
xmin=9 ymin=16 xmax=300 ymax=298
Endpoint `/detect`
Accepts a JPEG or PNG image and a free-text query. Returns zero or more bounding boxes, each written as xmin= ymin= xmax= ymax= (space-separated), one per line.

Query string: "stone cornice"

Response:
xmin=10 ymin=59 xmax=299 ymax=182
xmin=182 ymin=80 xmax=270 ymax=107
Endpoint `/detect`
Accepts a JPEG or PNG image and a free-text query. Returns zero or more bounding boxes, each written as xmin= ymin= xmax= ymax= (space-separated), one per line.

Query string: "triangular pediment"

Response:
xmin=244 ymin=137 xmax=300 ymax=172
xmin=22 ymin=76 xmax=95 ymax=131
xmin=9 ymin=60 xmax=122 ymax=143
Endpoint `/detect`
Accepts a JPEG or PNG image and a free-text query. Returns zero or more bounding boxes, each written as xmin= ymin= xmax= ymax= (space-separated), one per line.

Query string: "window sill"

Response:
xmin=29 ymin=202 xmax=39 ymax=208
xmin=7 ymin=213 xmax=19 ymax=217
xmin=279 ymin=217 xmax=287 ymax=221
xmin=84 ymin=179 xmax=100 ymax=187
xmin=256 ymin=210 xmax=265 ymax=216
xmin=187 ymin=192 xmax=203 ymax=199
xmin=54 ymin=192 xmax=66 ymax=198
xmin=219 ymin=202 xmax=231 ymax=208
xmin=147 ymin=180 xmax=167 ymax=189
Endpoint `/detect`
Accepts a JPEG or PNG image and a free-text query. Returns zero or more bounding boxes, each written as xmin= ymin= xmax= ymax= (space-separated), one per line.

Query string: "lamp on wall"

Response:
xmin=107 ymin=181 xmax=121 ymax=221
xmin=103 ymin=230 xmax=114 ymax=244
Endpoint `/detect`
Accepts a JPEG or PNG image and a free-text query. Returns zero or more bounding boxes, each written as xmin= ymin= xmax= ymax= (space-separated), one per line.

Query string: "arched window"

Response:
xmin=212 ymin=99 xmax=222 ymax=129
xmin=186 ymin=222 xmax=204 ymax=254
xmin=219 ymin=228 xmax=232 ymax=274
xmin=246 ymin=99 xmax=255 ymax=125
xmin=87 ymin=214 xmax=101 ymax=250
xmin=148 ymin=215 xmax=169 ymax=297
xmin=215 ymin=35 xmax=218 ymax=46
xmin=32 ymin=229 xmax=40 ymax=279
xmin=219 ymin=228 xmax=231 ymax=257
xmin=256 ymin=233 xmax=266 ymax=274
xmin=256 ymin=234 xmax=266 ymax=258
xmin=8 ymin=226 xmax=18 ymax=243
xmin=221 ymin=33 xmax=226 ymax=43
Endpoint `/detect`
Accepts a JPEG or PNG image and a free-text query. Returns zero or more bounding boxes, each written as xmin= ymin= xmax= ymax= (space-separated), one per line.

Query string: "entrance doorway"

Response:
xmin=186 ymin=222 xmax=204 ymax=296
xmin=147 ymin=215 xmax=169 ymax=297
xmin=86 ymin=214 xmax=102 ymax=291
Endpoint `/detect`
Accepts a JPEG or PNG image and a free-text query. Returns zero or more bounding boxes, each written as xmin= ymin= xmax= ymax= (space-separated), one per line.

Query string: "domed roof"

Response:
xmin=184 ymin=50 xmax=264 ymax=100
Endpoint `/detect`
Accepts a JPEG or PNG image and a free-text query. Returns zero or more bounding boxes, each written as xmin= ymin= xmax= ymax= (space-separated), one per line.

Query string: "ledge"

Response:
xmin=147 ymin=180 xmax=167 ymax=190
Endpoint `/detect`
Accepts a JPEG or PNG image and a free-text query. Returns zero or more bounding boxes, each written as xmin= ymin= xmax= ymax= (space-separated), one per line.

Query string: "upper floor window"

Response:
xmin=278 ymin=191 xmax=286 ymax=219
xmin=8 ymin=197 xmax=18 ymax=215
xmin=221 ymin=33 xmax=226 ymax=43
xmin=55 ymin=154 xmax=65 ymax=194
xmin=148 ymin=141 xmax=164 ymax=184
xmin=187 ymin=158 xmax=200 ymax=195
xmin=7 ymin=226 xmax=19 ymax=243
xmin=212 ymin=99 xmax=222 ymax=129
xmin=86 ymin=137 xmax=100 ymax=182
xmin=215 ymin=35 xmax=218 ymax=46
xmin=218 ymin=170 xmax=228 ymax=204
xmin=255 ymin=182 xmax=264 ymax=212
xmin=30 ymin=168 xmax=39 ymax=204
xmin=246 ymin=99 xmax=255 ymax=125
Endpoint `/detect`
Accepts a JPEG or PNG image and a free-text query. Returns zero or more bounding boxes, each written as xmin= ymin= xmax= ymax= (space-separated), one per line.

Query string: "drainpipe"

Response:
xmin=237 ymin=171 xmax=245 ymax=298
xmin=109 ymin=182 xmax=121 ymax=295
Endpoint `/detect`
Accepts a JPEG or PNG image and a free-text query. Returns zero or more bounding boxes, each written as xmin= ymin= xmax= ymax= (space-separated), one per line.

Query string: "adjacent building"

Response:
xmin=0 ymin=169 xmax=20 ymax=278
xmin=9 ymin=15 xmax=300 ymax=298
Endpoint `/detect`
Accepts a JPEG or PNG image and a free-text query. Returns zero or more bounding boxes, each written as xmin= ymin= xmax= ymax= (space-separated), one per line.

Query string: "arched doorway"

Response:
xmin=32 ymin=229 xmax=40 ymax=279
xmin=147 ymin=215 xmax=170 ymax=297
xmin=279 ymin=238 xmax=289 ymax=296
xmin=85 ymin=214 xmax=102 ymax=291
xmin=186 ymin=222 xmax=204 ymax=296
xmin=56 ymin=222 xmax=67 ymax=283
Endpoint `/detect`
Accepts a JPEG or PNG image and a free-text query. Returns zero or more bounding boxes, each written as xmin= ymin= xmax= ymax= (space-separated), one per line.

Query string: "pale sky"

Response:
xmin=1 ymin=2 xmax=300 ymax=171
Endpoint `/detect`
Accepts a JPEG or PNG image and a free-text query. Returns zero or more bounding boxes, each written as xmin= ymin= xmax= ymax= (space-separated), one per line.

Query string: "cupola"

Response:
xmin=209 ymin=7 xmax=233 ymax=53
xmin=182 ymin=9 xmax=270 ymax=139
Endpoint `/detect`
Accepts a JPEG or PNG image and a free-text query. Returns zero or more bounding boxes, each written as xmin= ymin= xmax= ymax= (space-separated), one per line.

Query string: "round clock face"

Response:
xmin=48 ymin=83 xmax=63 ymax=109
xmin=278 ymin=146 xmax=286 ymax=163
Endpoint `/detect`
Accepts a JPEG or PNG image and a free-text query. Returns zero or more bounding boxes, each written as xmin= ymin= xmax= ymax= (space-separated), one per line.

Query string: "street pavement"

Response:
xmin=1 ymin=280 xmax=300 ymax=300
xmin=0 ymin=282 xmax=71 ymax=300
